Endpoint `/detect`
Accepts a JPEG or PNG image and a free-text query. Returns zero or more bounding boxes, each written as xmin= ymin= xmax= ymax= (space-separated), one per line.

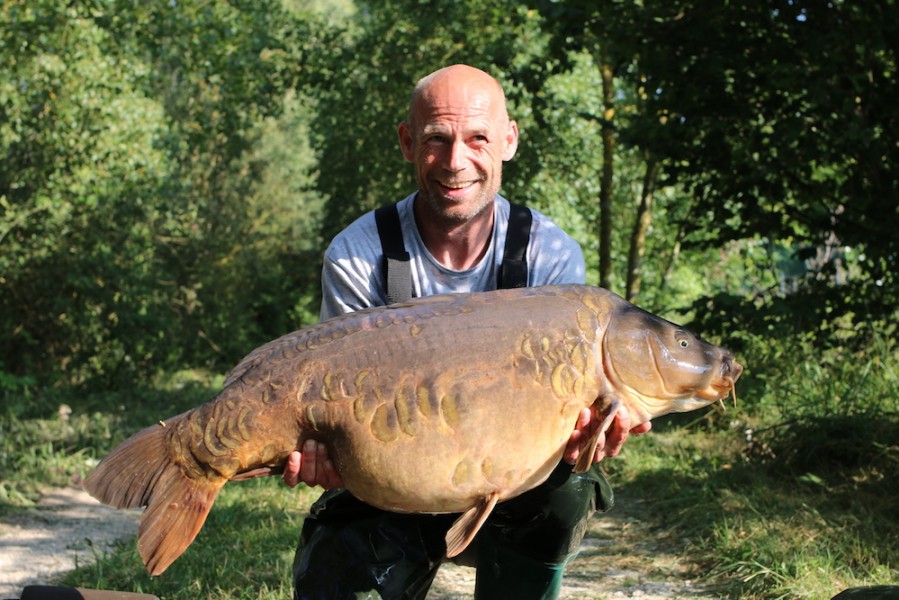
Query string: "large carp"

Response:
xmin=84 ymin=284 xmax=742 ymax=576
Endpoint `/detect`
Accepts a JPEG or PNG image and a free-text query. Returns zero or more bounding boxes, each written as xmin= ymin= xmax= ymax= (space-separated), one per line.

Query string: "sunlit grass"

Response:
xmin=607 ymin=422 xmax=898 ymax=600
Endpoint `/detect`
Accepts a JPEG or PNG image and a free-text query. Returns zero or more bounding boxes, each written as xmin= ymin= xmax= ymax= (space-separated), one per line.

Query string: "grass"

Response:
xmin=604 ymin=416 xmax=898 ymax=599
xmin=2 ymin=358 xmax=897 ymax=599
xmin=0 ymin=371 xmax=222 ymax=514
xmin=60 ymin=478 xmax=319 ymax=599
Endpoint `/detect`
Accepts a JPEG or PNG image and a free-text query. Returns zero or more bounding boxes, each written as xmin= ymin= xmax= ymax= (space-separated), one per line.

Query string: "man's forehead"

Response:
xmin=420 ymin=115 xmax=495 ymax=136
xmin=414 ymin=93 xmax=504 ymax=130
xmin=420 ymin=86 xmax=491 ymax=111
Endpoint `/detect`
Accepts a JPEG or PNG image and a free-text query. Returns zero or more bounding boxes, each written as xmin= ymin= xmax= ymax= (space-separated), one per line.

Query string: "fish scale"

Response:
xmin=84 ymin=284 xmax=742 ymax=576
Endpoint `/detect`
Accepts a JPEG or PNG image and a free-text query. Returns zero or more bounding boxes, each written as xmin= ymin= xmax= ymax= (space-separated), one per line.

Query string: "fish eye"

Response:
xmin=677 ymin=337 xmax=689 ymax=348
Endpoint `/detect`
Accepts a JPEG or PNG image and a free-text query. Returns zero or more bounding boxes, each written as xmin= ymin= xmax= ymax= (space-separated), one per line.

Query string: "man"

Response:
xmin=284 ymin=64 xmax=650 ymax=599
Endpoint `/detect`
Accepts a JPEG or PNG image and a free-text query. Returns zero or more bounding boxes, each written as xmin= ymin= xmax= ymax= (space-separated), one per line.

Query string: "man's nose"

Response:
xmin=445 ymin=140 xmax=468 ymax=172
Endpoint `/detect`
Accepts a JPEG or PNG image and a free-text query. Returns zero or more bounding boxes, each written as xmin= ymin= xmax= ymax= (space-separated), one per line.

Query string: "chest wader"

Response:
xmin=292 ymin=201 xmax=614 ymax=600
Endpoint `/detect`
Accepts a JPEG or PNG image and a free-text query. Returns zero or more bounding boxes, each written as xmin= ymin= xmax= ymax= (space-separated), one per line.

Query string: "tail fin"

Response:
xmin=83 ymin=422 xmax=223 ymax=575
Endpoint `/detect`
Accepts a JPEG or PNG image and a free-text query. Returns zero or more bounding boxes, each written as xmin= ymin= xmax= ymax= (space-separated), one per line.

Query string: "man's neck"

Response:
xmin=413 ymin=197 xmax=495 ymax=271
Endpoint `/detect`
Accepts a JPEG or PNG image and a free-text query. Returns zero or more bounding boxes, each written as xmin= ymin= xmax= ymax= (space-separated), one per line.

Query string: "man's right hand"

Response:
xmin=282 ymin=439 xmax=344 ymax=490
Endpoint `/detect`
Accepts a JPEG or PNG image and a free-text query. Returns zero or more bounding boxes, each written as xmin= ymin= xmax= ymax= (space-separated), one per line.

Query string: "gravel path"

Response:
xmin=0 ymin=487 xmax=718 ymax=599
xmin=0 ymin=487 xmax=140 ymax=598
xmin=428 ymin=491 xmax=718 ymax=599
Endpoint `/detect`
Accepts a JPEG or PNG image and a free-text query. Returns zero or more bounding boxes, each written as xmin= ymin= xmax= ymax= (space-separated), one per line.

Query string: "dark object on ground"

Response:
xmin=16 ymin=586 xmax=158 ymax=600
xmin=832 ymin=586 xmax=899 ymax=600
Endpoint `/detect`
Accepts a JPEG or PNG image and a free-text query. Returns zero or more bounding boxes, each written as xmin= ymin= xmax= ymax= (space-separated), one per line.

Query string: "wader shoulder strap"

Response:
xmin=375 ymin=201 xmax=533 ymax=303
xmin=499 ymin=203 xmax=532 ymax=289
xmin=374 ymin=202 xmax=413 ymax=304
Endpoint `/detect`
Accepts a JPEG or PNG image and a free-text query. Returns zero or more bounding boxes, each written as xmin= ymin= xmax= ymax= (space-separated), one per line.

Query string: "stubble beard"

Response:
xmin=418 ymin=177 xmax=499 ymax=227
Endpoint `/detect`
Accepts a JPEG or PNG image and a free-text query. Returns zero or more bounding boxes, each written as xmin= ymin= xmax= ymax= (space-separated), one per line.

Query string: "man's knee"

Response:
xmin=293 ymin=492 xmax=449 ymax=600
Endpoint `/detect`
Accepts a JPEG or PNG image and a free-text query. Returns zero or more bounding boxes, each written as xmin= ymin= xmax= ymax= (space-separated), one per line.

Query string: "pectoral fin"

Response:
xmin=445 ymin=491 xmax=500 ymax=558
xmin=230 ymin=465 xmax=284 ymax=481
xmin=573 ymin=397 xmax=622 ymax=473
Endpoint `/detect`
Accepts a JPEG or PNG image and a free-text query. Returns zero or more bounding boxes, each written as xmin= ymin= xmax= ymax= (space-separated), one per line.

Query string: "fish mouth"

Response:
xmin=698 ymin=357 xmax=743 ymax=402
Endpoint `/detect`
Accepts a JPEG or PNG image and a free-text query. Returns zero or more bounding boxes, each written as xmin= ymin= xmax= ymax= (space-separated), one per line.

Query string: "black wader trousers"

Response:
xmin=292 ymin=462 xmax=613 ymax=600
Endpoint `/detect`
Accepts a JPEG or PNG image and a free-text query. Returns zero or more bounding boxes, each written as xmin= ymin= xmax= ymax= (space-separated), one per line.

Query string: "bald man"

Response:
xmin=286 ymin=65 xmax=648 ymax=600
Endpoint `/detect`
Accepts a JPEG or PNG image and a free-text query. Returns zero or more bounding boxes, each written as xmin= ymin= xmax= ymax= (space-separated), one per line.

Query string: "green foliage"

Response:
xmin=2 ymin=2 xmax=168 ymax=381
xmin=527 ymin=0 xmax=899 ymax=350
xmin=6 ymin=0 xmax=895 ymax=393
xmin=1 ymin=1 xmax=325 ymax=385
xmin=615 ymin=0 xmax=899 ymax=327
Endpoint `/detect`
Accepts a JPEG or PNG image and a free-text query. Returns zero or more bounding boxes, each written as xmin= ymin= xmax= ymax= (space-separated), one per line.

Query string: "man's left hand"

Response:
xmin=563 ymin=406 xmax=651 ymax=466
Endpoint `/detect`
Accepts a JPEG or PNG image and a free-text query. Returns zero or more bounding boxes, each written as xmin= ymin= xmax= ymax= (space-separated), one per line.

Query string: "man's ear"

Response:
xmin=398 ymin=122 xmax=415 ymax=162
xmin=502 ymin=120 xmax=519 ymax=161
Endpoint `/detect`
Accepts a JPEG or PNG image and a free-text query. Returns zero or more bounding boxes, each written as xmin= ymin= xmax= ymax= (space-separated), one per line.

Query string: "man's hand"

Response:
xmin=282 ymin=439 xmax=344 ymax=490
xmin=563 ymin=406 xmax=651 ymax=466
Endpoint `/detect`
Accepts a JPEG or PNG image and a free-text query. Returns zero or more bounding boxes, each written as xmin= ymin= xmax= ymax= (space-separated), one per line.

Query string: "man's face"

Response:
xmin=399 ymin=73 xmax=518 ymax=224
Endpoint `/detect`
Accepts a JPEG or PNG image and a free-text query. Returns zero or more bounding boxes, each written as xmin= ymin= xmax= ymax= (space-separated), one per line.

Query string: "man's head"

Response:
xmin=398 ymin=65 xmax=519 ymax=225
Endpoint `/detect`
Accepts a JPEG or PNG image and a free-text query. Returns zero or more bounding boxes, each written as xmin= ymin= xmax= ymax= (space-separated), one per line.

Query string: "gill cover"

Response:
xmin=603 ymin=305 xmax=724 ymax=418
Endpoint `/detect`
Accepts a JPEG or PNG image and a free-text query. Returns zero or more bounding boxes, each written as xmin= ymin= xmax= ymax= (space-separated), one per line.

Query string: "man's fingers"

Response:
xmin=282 ymin=450 xmax=302 ymax=488
xmin=299 ymin=439 xmax=318 ymax=485
xmin=567 ymin=406 xmax=653 ymax=466
xmin=631 ymin=421 xmax=652 ymax=435
xmin=576 ymin=407 xmax=592 ymax=431
xmin=564 ymin=444 xmax=580 ymax=465
xmin=315 ymin=440 xmax=331 ymax=485
xmin=321 ymin=459 xmax=344 ymax=489
xmin=602 ymin=411 xmax=630 ymax=458
xmin=563 ymin=408 xmax=592 ymax=464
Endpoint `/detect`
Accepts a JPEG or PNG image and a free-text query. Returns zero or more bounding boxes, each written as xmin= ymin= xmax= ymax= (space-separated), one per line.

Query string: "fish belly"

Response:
xmin=286 ymin=291 xmax=600 ymax=514
xmin=332 ymin=384 xmax=587 ymax=513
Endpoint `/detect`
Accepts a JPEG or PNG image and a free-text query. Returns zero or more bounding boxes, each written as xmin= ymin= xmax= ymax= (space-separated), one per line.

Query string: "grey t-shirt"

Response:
xmin=320 ymin=193 xmax=586 ymax=320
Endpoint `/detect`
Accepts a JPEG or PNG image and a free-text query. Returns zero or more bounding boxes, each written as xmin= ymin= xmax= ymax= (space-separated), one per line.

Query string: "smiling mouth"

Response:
xmin=438 ymin=180 xmax=479 ymax=190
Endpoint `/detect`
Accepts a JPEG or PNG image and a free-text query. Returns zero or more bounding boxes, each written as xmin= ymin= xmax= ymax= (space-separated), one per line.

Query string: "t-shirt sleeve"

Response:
xmin=319 ymin=213 xmax=387 ymax=321
xmin=527 ymin=211 xmax=587 ymax=286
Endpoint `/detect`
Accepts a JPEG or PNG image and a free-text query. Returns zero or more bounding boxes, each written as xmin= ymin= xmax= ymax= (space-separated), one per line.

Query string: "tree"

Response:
xmin=0 ymin=0 xmax=322 ymax=385
xmin=625 ymin=1 xmax=899 ymax=336
xmin=527 ymin=0 xmax=670 ymax=295
xmin=529 ymin=0 xmax=899 ymax=336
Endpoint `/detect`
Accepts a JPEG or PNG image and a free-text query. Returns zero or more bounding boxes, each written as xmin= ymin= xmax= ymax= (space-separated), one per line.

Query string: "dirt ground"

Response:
xmin=0 ymin=486 xmax=718 ymax=599
xmin=428 ymin=489 xmax=718 ymax=599
xmin=0 ymin=487 xmax=141 ymax=599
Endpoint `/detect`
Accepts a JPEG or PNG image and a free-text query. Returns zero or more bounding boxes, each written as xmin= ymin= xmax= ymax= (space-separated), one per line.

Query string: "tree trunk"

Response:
xmin=598 ymin=46 xmax=615 ymax=290
xmin=658 ymin=195 xmax=698 ymax=295
xmin=625 ymin=156 xmax=659 ymax=302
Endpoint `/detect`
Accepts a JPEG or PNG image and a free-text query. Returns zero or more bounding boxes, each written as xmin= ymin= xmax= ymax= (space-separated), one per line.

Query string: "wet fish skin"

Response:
xmin=83 ymin=284 xmax=742 ymax=576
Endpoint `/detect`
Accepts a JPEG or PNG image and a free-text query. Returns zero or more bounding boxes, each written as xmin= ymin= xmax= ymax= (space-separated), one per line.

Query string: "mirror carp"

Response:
xmin=84 ymin=284 xmax=743 ymax=576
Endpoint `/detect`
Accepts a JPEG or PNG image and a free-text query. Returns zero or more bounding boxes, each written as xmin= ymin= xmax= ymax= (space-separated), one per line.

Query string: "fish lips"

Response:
xmin=694 ymin=355 xmax=743 ymax=402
